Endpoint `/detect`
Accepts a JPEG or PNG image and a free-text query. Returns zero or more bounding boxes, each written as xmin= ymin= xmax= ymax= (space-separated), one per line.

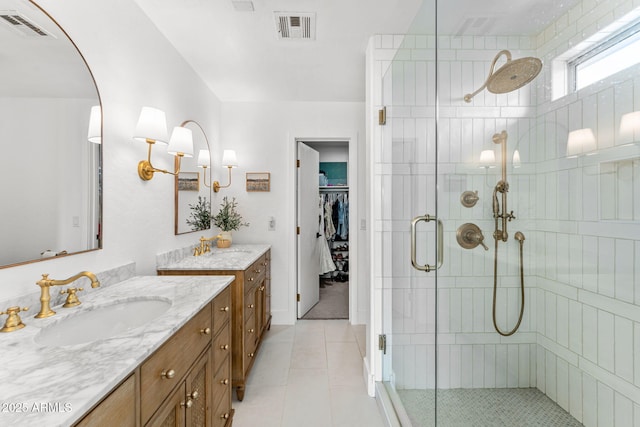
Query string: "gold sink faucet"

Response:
xmin=35 ymin=271 xmax=100 ymax=318
xmin=194 ymin=236 xmax=215 ymax=256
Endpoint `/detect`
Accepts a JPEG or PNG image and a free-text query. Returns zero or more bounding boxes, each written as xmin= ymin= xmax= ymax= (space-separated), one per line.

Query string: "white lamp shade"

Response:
xmin=619 ymin=111 xmax=640 ymax=141
xmin=479 ymin=149 xmax=496 ymax=167
xmin=87 ymin=105 xmax=101 ymax=144
xmin=512 ymin=149 xmax=521 ymax=168
xmin=222 ymin=149 xmax=238 ymax=167
xmin=197 ymin=149 xmax=211 ymax=167
xmin=567 ymin=128 xmax=596 ymax=157
xmin=133 ymin=107 xmax=168 ymax=144
xmin=167 ymin=126 xmax=194 ymax=157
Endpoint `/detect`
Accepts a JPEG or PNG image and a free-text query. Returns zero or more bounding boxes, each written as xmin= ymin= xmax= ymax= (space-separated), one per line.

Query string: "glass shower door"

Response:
xmin=379 ymin=0 xmax=438 ymax=424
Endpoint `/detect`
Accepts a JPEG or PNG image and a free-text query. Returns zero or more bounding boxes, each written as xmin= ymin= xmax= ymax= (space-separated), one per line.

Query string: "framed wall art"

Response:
xmin=246 ymin=172 xmax=270 ymax=192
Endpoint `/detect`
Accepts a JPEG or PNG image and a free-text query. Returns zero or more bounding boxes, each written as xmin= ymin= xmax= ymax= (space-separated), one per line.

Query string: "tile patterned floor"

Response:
xmin=397 ymin=387 xmax=583 ymax=426
xmin=232 ymin=320 xmax=384 ymax=427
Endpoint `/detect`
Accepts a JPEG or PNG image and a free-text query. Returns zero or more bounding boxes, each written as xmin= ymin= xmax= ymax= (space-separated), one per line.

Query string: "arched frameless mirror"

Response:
xmin=174 ymin=120 xmax=212 ymax=234
xmin=0 ymin=0 xmax=102 ymax=268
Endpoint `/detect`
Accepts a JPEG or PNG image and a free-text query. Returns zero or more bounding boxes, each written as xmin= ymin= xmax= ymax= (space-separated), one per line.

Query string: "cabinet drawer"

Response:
xmin=244 ymin=257 xmax=265 ymax=288
xmin=244 ymin=290 xmax=255 ymax=324
xmin=140 ymin=303 xmax=212 ymax=424
xmin=212 ymin=355 xmax=230 ymax=411
xmin=75 ymin=374 xmax=136 ymax=427
xmin=212 ymin=320 xmax=231 ymax=371
xmin=213 ymin=285 xmax=231 ymax=334
xmin=213 ymin=379 xmax=232 ymax=427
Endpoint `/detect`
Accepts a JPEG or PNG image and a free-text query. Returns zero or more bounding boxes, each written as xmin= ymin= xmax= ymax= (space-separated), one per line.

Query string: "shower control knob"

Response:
xmin=456 ymin=223 xmax=489 ymax=251
xmin=460 ymin=190 xmax=479 ymax=208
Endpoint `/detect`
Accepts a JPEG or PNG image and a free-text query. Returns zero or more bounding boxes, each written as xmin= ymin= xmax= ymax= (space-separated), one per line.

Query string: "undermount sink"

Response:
xmin=34 ymin=297 xmax=171 ymax=347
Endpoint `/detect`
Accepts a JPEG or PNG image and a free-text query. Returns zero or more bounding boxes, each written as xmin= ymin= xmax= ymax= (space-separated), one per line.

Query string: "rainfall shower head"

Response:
xmin=464 ymin=50 xmax=542 ymax=103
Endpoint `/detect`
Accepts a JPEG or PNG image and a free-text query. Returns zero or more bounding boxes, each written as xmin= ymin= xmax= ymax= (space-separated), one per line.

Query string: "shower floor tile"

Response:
xmin=397 ymin=388 xmax=582 ymax=426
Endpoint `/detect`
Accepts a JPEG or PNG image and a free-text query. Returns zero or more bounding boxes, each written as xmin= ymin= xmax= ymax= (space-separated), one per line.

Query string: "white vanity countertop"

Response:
xmin=157 ymin=244 xmax=271 ymax=271
xmin=0 ymin=274 xmax=234 ymax=426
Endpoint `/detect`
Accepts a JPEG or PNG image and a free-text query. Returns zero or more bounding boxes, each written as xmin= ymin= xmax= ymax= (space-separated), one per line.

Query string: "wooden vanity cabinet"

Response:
xmin=74 ymin=374 xmax=136 ymax=427
xmin=158 ymin=249 xmax=271 ymax=401
xmin=146 ymin=348 xmax=212 ymax=427
xmin=74 ymin=286 xmax=233 ymax=427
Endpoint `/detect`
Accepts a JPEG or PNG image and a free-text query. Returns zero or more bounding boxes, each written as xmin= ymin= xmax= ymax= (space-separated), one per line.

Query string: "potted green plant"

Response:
xmin=186 ymin=196 xmax=211 ymax=231
xmin=212 ymin=196 xmax=249 ymax=247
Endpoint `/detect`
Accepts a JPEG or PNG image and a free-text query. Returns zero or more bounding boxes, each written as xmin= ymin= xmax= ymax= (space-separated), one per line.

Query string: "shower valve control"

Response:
xmin=456 ymin=223 xmax=489 ymax=251
xmin=460 ymin=190 xmax=479 ymax=208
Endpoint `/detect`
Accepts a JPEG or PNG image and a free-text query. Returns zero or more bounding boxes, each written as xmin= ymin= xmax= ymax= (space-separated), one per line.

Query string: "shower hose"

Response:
xmin=492 ymin=233 xmax=525 ymax=336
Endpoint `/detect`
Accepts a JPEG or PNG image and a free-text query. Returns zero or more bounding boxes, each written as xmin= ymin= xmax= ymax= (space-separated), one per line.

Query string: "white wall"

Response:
xmin=0 ymin=1 xmax=370 ymax=334
xmin=532 ymin=1 xmax=640 ymax=425
xmin=219 ymin=101 xmax=367 ymax=324
xmin=0 ymin=0 xmax=222 ymax=302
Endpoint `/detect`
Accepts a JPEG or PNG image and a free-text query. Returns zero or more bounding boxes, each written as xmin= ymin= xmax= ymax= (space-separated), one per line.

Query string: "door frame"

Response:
xmin=289 ymin=134 xmax=359 ymax=324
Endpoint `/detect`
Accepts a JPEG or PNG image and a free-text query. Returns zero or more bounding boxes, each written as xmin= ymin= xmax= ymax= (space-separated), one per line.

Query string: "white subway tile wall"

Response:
xmin=372 ymin=0 xmax=640 ymax=425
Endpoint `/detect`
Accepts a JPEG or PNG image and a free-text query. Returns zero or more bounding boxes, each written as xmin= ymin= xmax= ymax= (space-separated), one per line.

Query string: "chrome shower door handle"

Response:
xmin=410 ymin=214 xmax=444 ymax=272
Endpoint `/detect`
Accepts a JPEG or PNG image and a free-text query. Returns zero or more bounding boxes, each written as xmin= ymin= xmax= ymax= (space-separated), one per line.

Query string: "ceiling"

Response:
xmin=2 ymin=0 xmax=582 ymax=102
xmin=133 ymin=0 xmax=581 ymax=103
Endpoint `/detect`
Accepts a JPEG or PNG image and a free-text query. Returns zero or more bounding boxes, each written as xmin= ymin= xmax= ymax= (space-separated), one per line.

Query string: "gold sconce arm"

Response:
xmin=213 ymin=167 xmax=233 ymax=193
xmin=138 ymin=140 xmax=187 ymax=180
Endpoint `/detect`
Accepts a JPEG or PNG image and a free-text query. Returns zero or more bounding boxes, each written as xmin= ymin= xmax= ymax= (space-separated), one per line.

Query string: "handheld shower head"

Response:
xmin=464 ymin=50 xmax=542 ymax=103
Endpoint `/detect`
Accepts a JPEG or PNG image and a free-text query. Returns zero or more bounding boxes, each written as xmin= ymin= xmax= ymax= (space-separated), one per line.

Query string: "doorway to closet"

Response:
xmin=297 ymin=140 xmax=351 ymax=320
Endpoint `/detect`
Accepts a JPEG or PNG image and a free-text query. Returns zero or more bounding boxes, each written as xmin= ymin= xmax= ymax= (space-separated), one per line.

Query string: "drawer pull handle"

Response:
xmin=200 ymin=327 xmax=211 ymax=335
xmin=248 ymin=352 xmax=254 ymax=357
xmin=263 ymin=262 xmax=268 ymax=266
xmin=161 ymin=369 xmax=175 ymax=379
xmin=221 ymin=413 xmax=230 ymax=420
xmin=188 ymin=390 xmax=200 ymax=400
xmin=259 ymin=285 xmax=265 ymax=292
xmin=248 ymin=277 xmax=254 ymax=282
xmin=255 ymin=269 xmax=262 ymax=273
xmin=248 ymin=328 xmax=254 ymax=333
xmin=220 ymin=344 xmax=229 ymax=350
xmin=220 ymin=378 xmax=229 ymax=385
xmin=220 ymin=306 xmax=229 ymax=312
xmin=181 ymin=399 xmax=193 ymax=408
xmin=247 ymin=303 xmax=254 ymax=309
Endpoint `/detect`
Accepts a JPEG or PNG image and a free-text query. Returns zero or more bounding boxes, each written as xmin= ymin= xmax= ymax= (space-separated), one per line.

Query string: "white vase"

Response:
xmin=217 ymin=231 xmax=232 ymax=248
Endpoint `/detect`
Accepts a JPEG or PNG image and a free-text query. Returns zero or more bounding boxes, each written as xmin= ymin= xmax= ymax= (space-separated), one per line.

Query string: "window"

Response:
xmin=570 ymin=21 xmax=640 ymax=91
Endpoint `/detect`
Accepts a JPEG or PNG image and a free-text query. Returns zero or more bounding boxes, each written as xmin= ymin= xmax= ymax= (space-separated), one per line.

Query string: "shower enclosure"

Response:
xmin=375 ymin=0 xmax=640 ymax=425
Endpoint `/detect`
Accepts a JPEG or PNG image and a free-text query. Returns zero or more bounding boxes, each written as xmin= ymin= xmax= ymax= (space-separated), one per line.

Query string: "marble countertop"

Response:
xmin=0 ymin=274 xmax=234 ymax=426
xmin=157 ymin=244 xmax=271 ymax=271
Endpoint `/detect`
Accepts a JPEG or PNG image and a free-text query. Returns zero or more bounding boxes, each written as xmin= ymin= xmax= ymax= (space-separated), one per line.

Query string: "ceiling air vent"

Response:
xmin=0 ymin=11 xmax=52 ymax=37
xmin=274 ymin=12 xmax=316 ymax=40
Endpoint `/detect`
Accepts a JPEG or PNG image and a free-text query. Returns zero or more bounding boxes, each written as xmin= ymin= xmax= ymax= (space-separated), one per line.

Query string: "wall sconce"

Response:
xmin=197 ymin=149 xmax=211 ymax=188
xmin=214 ymin=149 xmax=238 ymax=192
xmin=87 ymin=105 xmax=101 ymax=144
xmin=619 ymin=111 xmax=640 ymax=142
xmin=479 ymin=149 xmax=496 ymax=169
xmin=566 ymin=128 xmax=596 ymax=158
xmin=512 ymin=149 xmax=521 ymax=168
xmin=133 ymin=107 xmax=193 ymax=180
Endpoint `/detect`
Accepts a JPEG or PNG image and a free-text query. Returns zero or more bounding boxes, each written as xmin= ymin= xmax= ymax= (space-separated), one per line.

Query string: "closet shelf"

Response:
xmin=320 ymin=186 xmax=349 ymax=192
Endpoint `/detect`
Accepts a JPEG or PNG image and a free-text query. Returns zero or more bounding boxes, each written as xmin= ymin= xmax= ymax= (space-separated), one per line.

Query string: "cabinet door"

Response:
xmin=75 ymin=374 xmax=136 ymax=427
xmin=146 ymin=382 xmax=186 ymax=427
xmin=186 ymin=349 xmax=212 ymax=427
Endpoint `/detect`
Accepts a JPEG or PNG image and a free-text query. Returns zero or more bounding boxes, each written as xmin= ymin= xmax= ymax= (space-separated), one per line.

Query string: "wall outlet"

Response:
xmin=360 ymin=219 xmax=366 ymax=230
xmin=268 ymin=216 xmax=276 ymax=231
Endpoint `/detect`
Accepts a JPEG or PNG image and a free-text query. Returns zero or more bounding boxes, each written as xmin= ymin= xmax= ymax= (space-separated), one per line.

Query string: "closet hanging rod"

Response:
xmin=320 ymin=186 xmax=349 ymax=192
